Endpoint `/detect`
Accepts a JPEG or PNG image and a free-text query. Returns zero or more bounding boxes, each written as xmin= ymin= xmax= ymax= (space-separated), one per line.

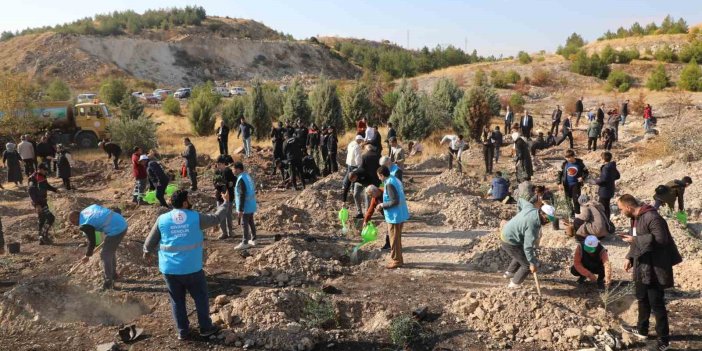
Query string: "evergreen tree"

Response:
xmin=99 ymin=78 xmax=127 ymax=106
xmin=341 ymin=81 xmax=373 ymax=129
xmin=45 ymin=78 xmax=71 ymax=101
xmin=678 ymin=59 xmax=702 ymax=91
xmin=119 ymin=92 xmax=145 ymax=119
xmin=389 ymin=79 xmax=431 ymax=140
xmin=282 ymin=78 xmax=311 ymax=125
xmin=188 ymin=84 xmax=219 ymax=136
xmin=452 ymin=85 xmax=500 ymax=141
xmin=247 ymin=80 xmax=270 ymax=139
xmin=309 ymin=76 xmax=344 ymax=132
xmin=221 ymin=97 xmax=246 ymax=127
xmin=430 ymin=77 xmax=463 ymax=125
xmin=646 ymin=64 xmax=670 ymax=91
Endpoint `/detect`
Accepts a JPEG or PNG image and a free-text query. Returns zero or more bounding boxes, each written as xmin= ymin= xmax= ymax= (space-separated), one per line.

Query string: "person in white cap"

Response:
xmin=343 ymin=135 xmax=364 ymax=191
xmin=379 ymin=156 xmax=403 ymax=182
xmin=570 ymin=235 xmax=611 ymax=289
xmin=500 ymin=198 xmax=555 ymax=288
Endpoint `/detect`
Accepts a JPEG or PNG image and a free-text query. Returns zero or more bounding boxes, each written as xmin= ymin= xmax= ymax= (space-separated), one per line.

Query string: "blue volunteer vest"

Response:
xmin=390 ymin=164 xmax=400 ymax=178
xmin=157 ymin=209 xmax=203 ymax=275
xmin=382 ymin=176 xmax=410 ymax=224
xmin=235 ymin=172 xmax=257 ymax=214
xmin=79 ymin=204 xmax=127 ymax=236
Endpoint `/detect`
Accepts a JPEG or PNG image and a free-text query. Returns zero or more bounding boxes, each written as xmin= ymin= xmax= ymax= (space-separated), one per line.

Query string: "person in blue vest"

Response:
xmin=379 ymin=156 xmax=403 ymax=182
xmin=489 ymin=171 xmax=511 ymax=202
xmin=376 ymin=165 xmax=410 ymax=269
xmin=69 ymin=205 xmax=128 ymax=290
xmin=143 ymin=190 xmax=229 ymax=341
xmin=232 ymin=162 xmax=258 ymax=250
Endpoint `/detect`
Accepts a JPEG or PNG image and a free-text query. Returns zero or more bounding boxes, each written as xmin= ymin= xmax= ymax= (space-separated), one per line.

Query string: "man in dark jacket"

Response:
xmin=575 ymin=96 xmax=584 ymax=127
xmin=295 ymin=120 xmax=308 ymax=155
xmin=35 ymin=136 xmax=56 ymax=172
xmin=513 ymin=131 xmax=533 ymax=182
xmin=237 ymin=118 xmax=255 ymax=158
xmin=653 ymin=177 xmax=692 ymax=213
xmin=99 ymin=140 xmax=122 ymax=170
xmin=28 ymin=163 xmax=58 ymax=244
xmin=283 ymin=130 xmax=305 ymax=190
xmin=307 ymin=123 xmax=321 ymax=166
xmin=481 ymin=126 xmax=495 ymax=174
xmin=556 ymin=114 xmax=574 ymax=149
xmin=147 ymin=152 xmax=170 ymax=207
xmin=596 ymin=103 xmax=606 ymax=125
xmin=550 ymin=105 xmax=562 ymax=136
xmin=181 ymin=138 xmax=198 ymax=191
xmin=558 ymin=149 xmax=589 ymax=217
xmin=618 ymin=194 xmax=682 ymax=351
xmin=591 ymin=152 xmax=619 ymax=219
xmin=386 ymin=122 xmax=397 ymax=157
xmin=504 ymin=106 xmax=514 ymax=135
xmin=519 ymin=110 xmax=534 ymax=138
xmin=213 ymin=155 xmax=236 ymax=239
xmin=271 ymin=122 xmax=285 ymax=175
xmin=216 ymin=121 xmax=230 ymax=156
xmin=620 ymin=99 xmax=629 ymax=125
xmin=493 ymin=126 xmax=503 ymax=162
xmin=326 ymin=126 xmax=338 ymax=173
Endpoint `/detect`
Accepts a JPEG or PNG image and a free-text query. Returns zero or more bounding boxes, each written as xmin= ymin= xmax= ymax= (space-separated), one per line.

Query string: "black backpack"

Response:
xmin=655 ymin=184 xmax=670 ymax=196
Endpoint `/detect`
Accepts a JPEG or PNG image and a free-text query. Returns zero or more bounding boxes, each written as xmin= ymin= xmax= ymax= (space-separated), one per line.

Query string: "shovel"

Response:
xmin=533 ymin=272 xmax=542 ymax=297
xmin=66 ymin=241 xmax=104 ymax=276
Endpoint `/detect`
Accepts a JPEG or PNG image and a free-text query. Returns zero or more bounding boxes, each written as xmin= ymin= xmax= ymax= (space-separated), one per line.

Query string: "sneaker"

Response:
xmin=217 ymin=234 xmax=230 ymax=240
xmin=381 ymin=243 xmax=391 ymax=251
xmin=576 ymin=276 xmax=587 ymax=284
xmin=507 ymin=281 xmax=520 ymax=289
xmin=620 ymin=325 xmax=648 ymax=340
xmin=234 ymin=242 xmax=250 ymax=250
xmin=503 ymin=271 xmax=514 ymax=279
xmin=248 ymin=240 xmax=257 ymax=247
xmin=199 ymin=326 xmax=220 ymax=337
xmin=654 ymin=341 xmax=670 ymax=351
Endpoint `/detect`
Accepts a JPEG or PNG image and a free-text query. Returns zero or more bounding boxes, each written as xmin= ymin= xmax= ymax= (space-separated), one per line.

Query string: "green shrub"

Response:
xmin=310 ymin=75 xmax=343 ymax=133
xmin=341 ymin=81 xmax=372 ymax=129
xmin=453 ymin=84 xmax=500 ymax=140
xmin=654 ymin=44 xmax=677 ymax=63
xmin=429 ymin=77 xmax=463 ymax=125
xmin=283 ymin=78 xmax=312 ymax=125
xmin=247 ymin=80 xmax=271 ymax=139
xmin=607 ymin=70 xmax=634 ymax=92
xmin=45 ymin=78 xmax=71 ymax=101
xmin=473 ymin=69 xmax=488 ymax=86
xmin=162 ymin=96 xmax=181 ymax=116
xmin=221 ymin=97 xmax=246 ymax=128
xmin=107 ymin=116 xmax=158 ymax=155
xmin=389 ymin=315 xmax=423 ymax=347
xmin=389 ymin=79 xmax=431 ymax=140
xmin=678 ymin=59 xmax=702 ymax=91
xmin=302 ymin=293 xmax=336 ymax=329
xmin=99 ymin=78 xmax=127 ymax=106
xmin=120 ymin=93 xmax=145 ymax=120
xmin=490 ymin=70 xmax=521 ymax=89
xmin=509 ymin=93 xmax=526 ymax=113
xmin=678 ymin=39 xmax=702 ymax=63
xmin=188 ymin=84 xmax=220 ymax=136
xmin=556 ymin=33 xmax=586 ymax=59
xmin=570 ymin=51 xmax=610 ymax=79
xmin=598 ymin=15 xmax=688 ymax=40
xmin=646 ymin=64 xmax=670 ymax=91
xmin=517 ymin=51 xmax=532 ymax=64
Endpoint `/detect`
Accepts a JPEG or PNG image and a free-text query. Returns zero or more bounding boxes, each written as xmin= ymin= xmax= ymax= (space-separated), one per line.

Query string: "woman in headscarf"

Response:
xmin=2 ymin=143 xmax=23 ymax=186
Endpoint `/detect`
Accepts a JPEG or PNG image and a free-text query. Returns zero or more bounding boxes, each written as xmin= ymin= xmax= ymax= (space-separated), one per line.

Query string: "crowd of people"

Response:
xmin=0 ymin=94 xmax=691 ymax=349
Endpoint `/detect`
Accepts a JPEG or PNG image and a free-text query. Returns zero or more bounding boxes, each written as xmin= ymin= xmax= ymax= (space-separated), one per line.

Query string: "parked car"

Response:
xmin=76 ymin=93 xmax=97 ymax=103
xmin=174 ymin=88 xmax=191 ymax=99
xmin=213 ymin=86 xmax=231 ymax=97
xmin=230 ymin=87 xmax=246 ymax=96
xmin=153 ymin=89 xmax=173 ymax=100
xmin=140 ymin=94 xmax=160 ymax=104
xmin=279 ymin=85 xmax=288 ymax=92
xmin=131 ymin=92 xmax=144 ymax=98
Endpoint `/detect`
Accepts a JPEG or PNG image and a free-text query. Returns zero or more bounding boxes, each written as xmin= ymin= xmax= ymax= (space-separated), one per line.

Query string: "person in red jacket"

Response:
xmin=356 ymin=117 xmax=367 ymax=137
xmin=131 ymin=147 xmax=148 ymax=204
xmin=643 ymin=104 xmax=653 ymax=132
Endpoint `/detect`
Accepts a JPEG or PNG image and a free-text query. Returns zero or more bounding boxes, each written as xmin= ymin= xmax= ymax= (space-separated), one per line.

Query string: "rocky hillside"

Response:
xmin=584 ymin=33 xmax=689 ymax=55
xmin=0 ymin=17 xmax=361 ymax=87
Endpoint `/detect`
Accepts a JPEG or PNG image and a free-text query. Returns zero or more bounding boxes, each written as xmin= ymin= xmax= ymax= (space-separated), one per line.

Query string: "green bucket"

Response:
xmin=676 ymin=211 xmax=688 ymax=226
xmin=166 ymin=184 xmax=178 ymax=196
xmin=143 ymin=191 xmax=157 ymax=205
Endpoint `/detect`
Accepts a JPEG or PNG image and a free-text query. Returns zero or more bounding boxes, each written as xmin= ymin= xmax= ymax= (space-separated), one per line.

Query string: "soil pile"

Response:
xmin=450 ymin=288 xmax=607 ymax=350
xmin=245 ymin=238 xmax=349 ymax=285
xmin=406 ymin=155 xmax=448 ymax=171
xmin=257 ymin=204 xmax=314 ymax=233
xmin=70 ymin=240 xmax=155 ymax=283
xmin=412 ymin=170 xmax=481 ymax=201
xmin=213 ymin=288 xmax=325 ymax=350
xmin=437 ymin=195 xmax=514 ymax=230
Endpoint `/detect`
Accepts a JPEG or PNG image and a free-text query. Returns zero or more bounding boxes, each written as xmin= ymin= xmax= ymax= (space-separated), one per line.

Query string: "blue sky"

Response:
xmin=1 ymin=1 xmax=700 ymax=56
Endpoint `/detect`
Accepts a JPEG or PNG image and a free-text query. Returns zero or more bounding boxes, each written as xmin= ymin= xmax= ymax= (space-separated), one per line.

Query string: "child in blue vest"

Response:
xmin=376 ymin=166 xmax=410 ymax=269
xmin=232 ymin=162 xmax=258 ymax=250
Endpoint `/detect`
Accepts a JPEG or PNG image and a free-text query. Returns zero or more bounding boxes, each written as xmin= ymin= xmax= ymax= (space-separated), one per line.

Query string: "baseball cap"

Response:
xmin=540 ymin=204 xmax=556 ymax=222
xmin=355 ymin=135 xmax=364 ymax=141
xmin=379 ymin=156 xmax=390 ymax=166
xmin=583 ymin=235 xmax=599 ymax=253
xmin=139 ymin=155 xmax=149 ymax=161
xmin=578 ymin=194 xmax=590 ymax=205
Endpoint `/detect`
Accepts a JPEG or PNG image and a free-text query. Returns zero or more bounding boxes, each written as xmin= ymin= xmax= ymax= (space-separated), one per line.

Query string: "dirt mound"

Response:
xmin=1 ymin=278 xmax=147 ymax=327
xmin=460 ymin=231 xmax=571 ymax=273
xmin=69 ymin=239 xmax=154 ymax=283
xmin=245 ymin=238 xmax=349 ymax=285
xmin=437 ymin=195 xmax=514 ymax=230
xmin=412 ymin=170 xmax=480 ymax=201
xmin=213 ymin=288 xmax=325 ymax=350
xmin=406 ymin=155 xmax=447 ymax=171
xmin=450 ymin=288 xmax=607 ymax=350
xmin=257 ymin=204 xmax=314 ymax=233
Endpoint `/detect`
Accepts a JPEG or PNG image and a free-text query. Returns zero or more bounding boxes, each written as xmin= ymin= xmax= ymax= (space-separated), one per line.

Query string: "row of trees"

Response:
xmin=1 ymin=6 xmax=206 ymax=40
xmin=598 ymin=15 xmax=688 ymax=41
xmin=331 ymin=40 xmax=495 ymax=79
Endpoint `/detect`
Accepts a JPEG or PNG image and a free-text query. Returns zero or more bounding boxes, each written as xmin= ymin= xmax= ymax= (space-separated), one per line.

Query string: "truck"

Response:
xmin=33 ymin=101 xmax=113 ymax=148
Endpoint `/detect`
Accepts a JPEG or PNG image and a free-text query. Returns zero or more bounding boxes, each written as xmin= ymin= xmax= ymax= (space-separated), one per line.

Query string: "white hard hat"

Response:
xmin=139 ymin=155 xmax=149 ymax=161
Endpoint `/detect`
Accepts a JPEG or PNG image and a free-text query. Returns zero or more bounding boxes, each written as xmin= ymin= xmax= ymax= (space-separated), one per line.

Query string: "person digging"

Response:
xmin=69 ymin=205 xmax=128 ymax=290
xmin=363 ymin=185 xmax=391 ymax=251
xmin=570 ymin=235 xmax=611 ymax=289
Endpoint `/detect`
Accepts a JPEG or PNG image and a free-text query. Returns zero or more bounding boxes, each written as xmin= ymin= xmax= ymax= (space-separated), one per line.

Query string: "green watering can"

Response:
xmin=361 ymin=222 xmax=378 ymax=243
xmin=166 ymin=184 xmax=178 ymax=196
xmin=143 ymin=191 xmax=157 ymax=205
xmin=676 ymin=211 xmax=688 ymax=226
xmin=338 ymin=207 xmax=349 ymax=233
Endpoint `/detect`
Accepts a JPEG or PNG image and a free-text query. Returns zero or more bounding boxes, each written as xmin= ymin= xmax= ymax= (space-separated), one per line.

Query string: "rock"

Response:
xmin=276 ymin=273 xmax=289 ymax=283
xmin=583 ymin=325 xmax=597 ymax=337
xmin=95 ymin=342 xmax=117 ymax=351
xmin=321 ymin=285 xmax=342 ymax=294
xmin=298 ymin=337 xmax=314 ymax=350
xmin=564 ymin=327 xmax=581 ymax=339
xmin=214 ymin=294 xmax=229 ymax=306
xmin=473 ymin=306 xmax=486 ymax=320
xmin=503 ymin=323 xmax=516 ymax=335
xmin=538 ymin=328 xmax=553 ymax=342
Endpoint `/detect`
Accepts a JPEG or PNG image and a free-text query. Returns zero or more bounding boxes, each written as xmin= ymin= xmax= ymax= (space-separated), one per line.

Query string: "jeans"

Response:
xmin=156 ymin=184 xmax=169 ymax=207
xmin=352 ymin=183 xmax=369 ymax=215
xmin=163 ymin=270 xmax=214 ymax=337
xmin=217 ymin=201 xmax=234 ymax=237
xmin=243 ymin=137 xmax=252 ymax=157
xmin=620 ymin=114 xmax=627 ymax=125
xmin=448 ymin=147 xmax=462 ymax=172
xmin=501 ymin=242 xmax=531 ymax=284
xmin=494 ymin=145 xmax=501 ymax=162
xmin=482 ymin=145 xmax=494 ymax=174
xmin=343 ymin=166 xmax=358 ymax=192
xmin=133 ymin=178 xmax=147 ymax=203
xmin=187 ymin=167 xmax=198 ymax=191
xmin=565 ymin=183 xmax=581 ymax=216
xmin=241 ymin=213 xmax=257 ymax=244
xmin=101 ymin=231 xmax=125 ymax=283
xmin=218 ymin=137 xmax=228 ymax=155
xmin=604 ymin=138 xmax=613 ymax=151
xmin=635 ymin=281 xmax=669 ymax=345
xmin=587 ymin=137 xmax=598 ymax=151
xmin=644 ymin=119 xmax=652 ymax=132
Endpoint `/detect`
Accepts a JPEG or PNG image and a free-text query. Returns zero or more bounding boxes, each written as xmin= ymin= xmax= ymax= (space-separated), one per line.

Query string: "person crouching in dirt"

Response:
xmin=570 ymin=235 xmax=611 ymax=289
xmin=440 ymin=134 xmax=467 ymax=172
xmin=214 ymin=155 xmax=236 ymax=240
xmin=28 ymin=163 xmax=59 ymax=245
xmin=377 ymin=166 xmax=410 ymax=269
xmin=146 ymin=151 xmax=170 ymax=208
xmin=601 ymin=127 xmax=615 ymax=151
xmin=99 ymin=140 xmax=122 ymax=170
xmin=363 ymin=185 xmax=391 ymax=251
xmin=500 ymin=198 xmax=555 ymax=288
xmin=488 ymin=171 xmax=512 ymax=203
xmin=566 ymin=195 xmax=612 ymax=241
xmin=69 ymin=205 xmax=127 ymax=290
xmin=55 ymin=144 xmax=73 ymax=190
xmin=379 ymin=156 xmax=402 ymax=182
xmin=301 ymin=155 xmax=320 ymax=183
xmin=233 ymin=162 xmax=258 ymax=250
xmin=653 ymin=176 xmax=692 ymax=214
xmin=143 ymin=190 xmax=229 ymax=341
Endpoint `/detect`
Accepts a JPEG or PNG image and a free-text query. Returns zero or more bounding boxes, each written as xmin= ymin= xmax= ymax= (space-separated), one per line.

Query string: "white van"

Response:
xmin=213 ymin=86 xmax=231 ymax=97
xmin=230 ymin=87 xmax=246 ymax=96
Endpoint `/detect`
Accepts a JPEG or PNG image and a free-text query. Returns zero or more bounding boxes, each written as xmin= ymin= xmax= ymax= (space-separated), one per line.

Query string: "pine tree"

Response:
xmin=45 ymin=78 xmax=71 ymax=101
xmin=120 ymin=92 xmax=145 ymax=119
xmin=678 ymin=59 xmax=702 ymax=91
xmin=341 ymin=81 xmax=373 ymax=129
xmin=310 ymin=75 xmax=344 ymax=132
xmin=453 ymin=85 xmax=500 ymax=141
xmin=247 ymin=80 xmax=270 ymax=139
xmin=389 ymin=79 xmax=431 ymax=140
xmin=645 ymin=64 xmax=670 ymax=91
xmin=430 ymin=77 xmax=463 ymax=125
xmin=282 ymin=78 xmax=311 ymax=125
xmin=221 ymin=97 xmax=246 ymax=127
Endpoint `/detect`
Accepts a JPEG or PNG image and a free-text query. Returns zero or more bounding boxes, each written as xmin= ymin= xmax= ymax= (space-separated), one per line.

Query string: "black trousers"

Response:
xmin=504 ymin=120 xmax=512 ymax=134
xmin=550 ymin=121 xmax=560 ymax=135
xmin=575 ymin=111 xmax=582 ymax=126
xmin=557 ymin=132 xmax=574 ymax=149
xmin=187 ymin=167 xmax=198 ymax=191
xmin=38 ymin=205 xmax=55 ymax=238
xmin=604 ymin=138 xmax=614 ymax=151
xmin=588 ymin=137 xmax=598 ymax=151
xmin=565 ymin=183 xmax=581 ymax=216
xmin=218 ymin=138 xmax=228 ymax=155
xmin=570 ymin=265 xmax=604 ymax=282
xmin=288 ymin=160 xmax=305 ymax=189
xmin=482 ymin=145 xmax=494 ymax=174
xmin=61 ymin=177 xmax=71 ymax=190
xmin=635 ymin=281 xmax=670 ymax=345
xmin=156 ymin=184 xmax=168 ymax=207
xmin=448 ymin=148 xmax=462 ymax=172
xmin=599 ymin=197 xmax=611 ymax=219
xmin=327 ymin=152 xmax=338 ymax=173
xmin=23 ymin=159 xmax=35 ymax=176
